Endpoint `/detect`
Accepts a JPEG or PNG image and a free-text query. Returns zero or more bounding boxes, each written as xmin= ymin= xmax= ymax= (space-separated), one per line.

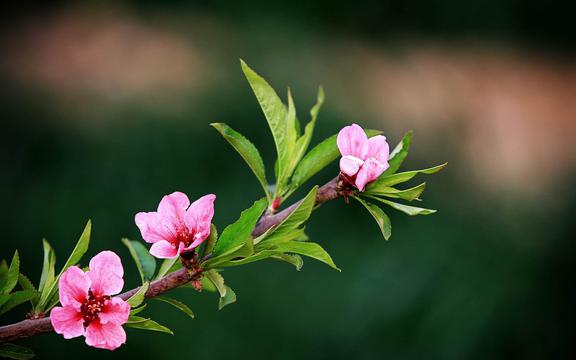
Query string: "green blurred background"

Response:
xmin=1 ymin=0 xmax=574 ymax=359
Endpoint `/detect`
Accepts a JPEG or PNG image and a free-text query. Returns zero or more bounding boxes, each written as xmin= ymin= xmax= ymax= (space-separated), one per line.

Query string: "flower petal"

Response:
xmin=337 ymin=124 xmax=368 ymax=159
xmin=85 ymin=321 xmax=127 ymax=350
xmin=157 ymin=191 xmax=190 ymax=222
xmin=184 ymin=194 xmax=215 ymax=240
xmin=135 ymin=211 xmax=171 ymax=244
xmin=355 ymin=158 xmax=388 ymax=191
xmin=58 ymin=266 xmax=90 ymax=308
xmin=50 ymin=305 xmax=84 ymax=339
xmin=367 ymin=135 xmax=390 ymax=164
xmin=99 ymin=297 xmax=130 ymax=325
xmin=339 ymin=155 xmax=364 ymax=177
xmin=88 ymin=251 xmax=124 ymax=297
xmin=150 ymin=240 xmax=179 ymax=259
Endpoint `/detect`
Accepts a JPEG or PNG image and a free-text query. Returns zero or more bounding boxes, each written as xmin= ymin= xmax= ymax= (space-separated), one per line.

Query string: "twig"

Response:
xmin=0 ymin=177 xmax=342 ymax=343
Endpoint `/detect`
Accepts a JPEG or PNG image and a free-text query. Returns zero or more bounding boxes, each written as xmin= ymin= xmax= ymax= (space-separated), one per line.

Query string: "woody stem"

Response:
xmin=0 ymin=177 xmax=342 ymax=343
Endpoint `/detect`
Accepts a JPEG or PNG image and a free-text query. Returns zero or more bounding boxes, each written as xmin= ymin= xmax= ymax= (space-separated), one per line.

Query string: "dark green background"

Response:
xmin=1 ymin=1 xmax=574 ymax=359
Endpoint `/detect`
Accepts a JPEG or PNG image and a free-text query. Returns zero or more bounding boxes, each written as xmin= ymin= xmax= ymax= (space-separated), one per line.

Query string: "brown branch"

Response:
xmin=0 ymin=176 xmax=342 ymax=343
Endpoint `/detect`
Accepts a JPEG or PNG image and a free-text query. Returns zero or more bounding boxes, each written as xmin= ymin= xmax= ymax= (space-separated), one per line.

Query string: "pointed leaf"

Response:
xmin=275 ymin=241 xmax=340 ymax=271
xmin=127 ymin=282 xmax=149 ymax=308
xmin=122 ymin=239 xmax=157 ymax=283
xmin=38 ymin=239 xmax=55 ymax=297
xmin=125 ymin=316 xmax=173 ymax=335
xmin=0 ymin=251 xmax=19 ymax=295
xmin=365 ymin=182 xmax=427 ymax=201
xmin=271 ymin=253 xmax=304 ymax=271
xmin=368 ymin=163 xmax=447 ymax=188
xmin=0 ymin=290 xmax=38 ymax=316
xmin=218 ymin=285 xmax=237 ymax=310
xmin=201 ymin=224 xmax=218 ymax=260
xmin=204 ymin=270 xmax=226 ymax=298
xmin=211 ymin=123 xmax=270 ymax=200
xmin=382 ymin=131 xmax=413 ymax=175
xmin=370 ymin=197 xmax=437 ymax=216
xmin=241 ymin=60 xmax=288 ymax=190
xmin=155 ymin=258 xmax=179 ymax=280
xmin=212 ymin=198 xmax=267 ymax=257
xmin=38 ymin=220 xmax=91 ymax=309
xmin=154 ymin=296 xmax=194 ymax=319
xmin=353 ymin=197 xmax=392 ymax=240
xmin=130 ymin=304 xmax=147 ymax=316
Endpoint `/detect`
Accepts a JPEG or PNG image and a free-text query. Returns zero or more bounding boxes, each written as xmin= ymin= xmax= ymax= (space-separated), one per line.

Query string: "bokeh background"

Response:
xmin=1 ymin=1 xmax=575 ymax=359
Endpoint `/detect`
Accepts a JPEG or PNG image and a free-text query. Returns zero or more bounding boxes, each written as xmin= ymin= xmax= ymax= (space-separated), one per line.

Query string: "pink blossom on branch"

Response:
xmin=337 ymin=123 xmax=390 ymax=191
xmin=50 ymin=251 xmax=130 ymax=350
xmin=135 ymin=192 xmax=216 ymax=259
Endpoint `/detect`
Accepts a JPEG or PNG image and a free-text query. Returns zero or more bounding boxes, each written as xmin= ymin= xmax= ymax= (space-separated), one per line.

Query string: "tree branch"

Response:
xmin=0 ymin=176 xmax=342 ymax=343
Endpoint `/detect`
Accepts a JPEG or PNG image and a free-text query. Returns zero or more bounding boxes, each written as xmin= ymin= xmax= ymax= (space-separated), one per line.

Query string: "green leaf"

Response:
xmin=130 ymin=304 xmax=147 ymax=316
xmin=38 ymin=220 xmax=91 ymax=309
xmin=218 ymin=285 xmax=236 ymax=310
xmin=353 ymin=197 xmax=392 ymax=240
xmin=18 ymin=274 xmax=36 ymax=292
xmin=365 ymin=182 xmax=427 ymax=201
xmin=154 ymin=296 xmax=194 ymax=319
xmin=255 ymin=228 xmax=308 ymax=250
xmin=382 ymin=131 xmax=413 ymax=175
xmin=155 ymin=258 xmax=179 ymax=280
xmin=37 ymin=240 xmax=55 ymax=298
xmin=127 ymin=282 xmax=149 ymax=308
xmin=0 ymin=343 xmax=35 ymax=360
xmin=204 ymin=270 xmax=226 ymax=297
xmin=241 ymin=60 xmax=288 ymax=192
xmin=0 ymin=290 xmax=38 ymax=316
xmin=274 ymin=241 xmax=340 ymax=271
xmin=201 ymin=277 xmax=217 ymax=292
xmin=0 ymin=251 xmax=19 ymax=295
xmin=271 ymin=253 xmax=304 ymax=271
xmin=368 ymin=163 xmax=448 ymax=188
xmin=125 ymin=316 xmax=173 ymax=335
xmin=201 ymin=224 xmax=218 ymax=260
xmin=258 ymin=187 xmax=317 ymax=243
xmin=0 ymin=294 xmax=10 ymax=309
xmin=369 ymin=197 xmax=437 ymax=216
xmin=122 ymin=239 xmax=156 ymax=283
xmin=290 ymin=129 xmax=382 ymax=190
xmin=211 ymin=123 xmax=270 ymax=201
xmin=212 ymin=198 xmax=267 ymax=257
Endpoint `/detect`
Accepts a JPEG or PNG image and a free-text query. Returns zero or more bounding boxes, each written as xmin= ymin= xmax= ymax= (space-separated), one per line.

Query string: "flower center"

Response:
xmin=80 ymin=290 xmax=110 ymax=327
xmin=175 ymin=226 xmax=195 ymax=247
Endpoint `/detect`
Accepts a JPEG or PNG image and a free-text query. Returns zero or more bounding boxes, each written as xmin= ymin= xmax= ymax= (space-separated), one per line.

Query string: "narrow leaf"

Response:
xmin=127 ymin=282 xmax=149 ymax=308
xmin=365 ymin=182 xmax=427 ymax=201
xmin=0 ymin=251 xmax=19 ymax=295
xmin=275 ymin=241 xmax=340 ymax=271
xmin=204 ymin=270 xmax=226 ymax=298
xmin=368 ymin=163 xmax=448 ymax=188
xmin=155 ymin=258 xmax=179 ymax=280
xmin=353 ymin=197 xmax=392 ymax=240
xmin=38 ymin=239 xmax=55 ymax=297
xmin=122 ymin=239 xmax=157 ymax=283
xmin=271 ymin=253 xmax=304 ymax=271
xmin=130 ymin=304 xmax=147 ymax=316
xmin=382 ymin=131 xmax=413 ymax=175
xmin=0 ymin=290 xmax=38 ymax=316
xmin=370 ymin=197 xmax=437 ymax=216
xmin=211 ymin=123 xmax=270 ymax=200
xmin=125 ymin=317 xmax=173 ymax=335
xmin=201 ymin=224 xmax=218 ymax=260
xmin=154 ymin=296 xmax=195 ymax=319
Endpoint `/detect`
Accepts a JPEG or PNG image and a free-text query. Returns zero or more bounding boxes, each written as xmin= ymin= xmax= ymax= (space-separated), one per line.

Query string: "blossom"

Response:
xmin=135 ymin=192 xmax=215 ymax=259
xmin=50 ymin=251 xmax=130 ymax=350
xmin=337 ymin=123 xmax=390 ymax=191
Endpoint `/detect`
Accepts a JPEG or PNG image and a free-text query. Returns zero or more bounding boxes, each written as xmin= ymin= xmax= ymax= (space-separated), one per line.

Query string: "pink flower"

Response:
xmin=337 ymin=123 xmax=390 ymax=191
xmin=135 ymin=192 xmax=215 ymax=259
xmin=50 ymin=251 xmax=130 ymax=350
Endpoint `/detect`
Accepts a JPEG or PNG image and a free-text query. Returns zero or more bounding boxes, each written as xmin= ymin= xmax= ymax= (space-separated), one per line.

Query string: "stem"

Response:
xmin=0 ymin=177 xmax=342 ymax=343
